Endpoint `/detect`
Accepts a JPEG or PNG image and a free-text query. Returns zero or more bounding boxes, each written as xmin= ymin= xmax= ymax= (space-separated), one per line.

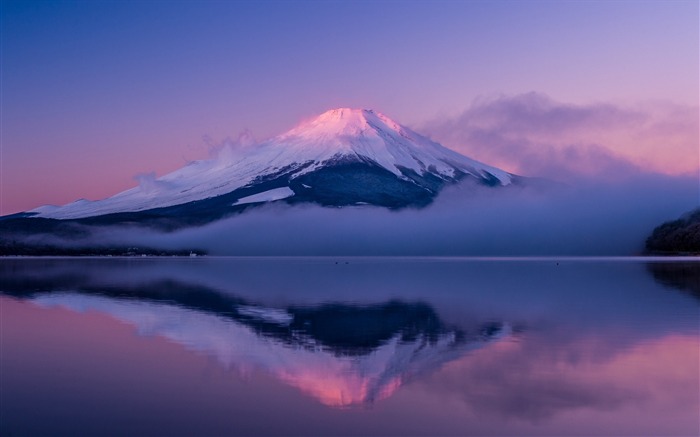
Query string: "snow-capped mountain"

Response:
xmin=20 ymin=108 xmax=516 ymax=226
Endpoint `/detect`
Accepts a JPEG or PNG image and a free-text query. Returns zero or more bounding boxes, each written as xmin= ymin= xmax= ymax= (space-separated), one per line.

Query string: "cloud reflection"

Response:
xmin=421 ymin=333 xmax=698 ymax=430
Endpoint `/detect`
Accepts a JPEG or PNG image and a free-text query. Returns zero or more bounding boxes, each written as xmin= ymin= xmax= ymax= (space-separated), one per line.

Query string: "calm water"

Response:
xmin=1 ymin=257 xmax=698 ymax=436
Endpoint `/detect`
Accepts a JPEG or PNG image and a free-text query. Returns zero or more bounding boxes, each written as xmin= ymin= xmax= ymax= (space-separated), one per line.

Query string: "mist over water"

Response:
xmin=89 ymin=172 xmax=697 ymax=256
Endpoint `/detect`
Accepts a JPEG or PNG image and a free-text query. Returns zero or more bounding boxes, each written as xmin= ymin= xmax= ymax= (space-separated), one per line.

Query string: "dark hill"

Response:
xmin=645 ymin=208 xmax=700 ymax=254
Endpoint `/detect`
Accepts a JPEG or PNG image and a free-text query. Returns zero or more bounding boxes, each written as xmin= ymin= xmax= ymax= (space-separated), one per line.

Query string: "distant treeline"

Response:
xmin=646 ymin=208 xmax=700 ymax=254
xmin=0 ymin=240 xmax=206 ymax=257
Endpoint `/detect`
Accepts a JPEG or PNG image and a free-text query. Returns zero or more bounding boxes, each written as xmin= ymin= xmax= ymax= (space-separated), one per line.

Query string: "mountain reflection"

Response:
xmin=1 ymin=268 xmax=509 ymax=407
xmin=3 ymin=258 xmax=698 ymax=435
xmin=647 ymin=261 xmax=700 ymax=299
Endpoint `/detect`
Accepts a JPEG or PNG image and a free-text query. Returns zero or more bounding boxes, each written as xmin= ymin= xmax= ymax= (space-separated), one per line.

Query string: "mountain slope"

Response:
xmin=11 ymin=108 xmax=518 ymax=228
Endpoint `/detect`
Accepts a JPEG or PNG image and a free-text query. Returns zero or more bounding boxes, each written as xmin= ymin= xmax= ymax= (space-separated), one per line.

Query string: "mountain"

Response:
xmin=645 ymin=208 xmax=700 ymax=254
xmin=7 ymin=108 xmax=517 ymax=230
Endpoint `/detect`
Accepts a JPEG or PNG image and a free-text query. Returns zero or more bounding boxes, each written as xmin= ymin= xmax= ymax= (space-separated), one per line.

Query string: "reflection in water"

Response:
xmin=647 ymin=261 xmax=700 ymax=299
xmin=1 ymin=258 xmax=698 ymax=436
xmin=34 ymin=294 xmax=508 ymax=407
xmin=1 ymin=266 xmax=509 ymax=407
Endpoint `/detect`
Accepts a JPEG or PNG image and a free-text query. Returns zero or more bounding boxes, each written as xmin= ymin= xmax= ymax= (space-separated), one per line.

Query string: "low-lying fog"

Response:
xmin=84 ymin=172 xmax=697 ymax=256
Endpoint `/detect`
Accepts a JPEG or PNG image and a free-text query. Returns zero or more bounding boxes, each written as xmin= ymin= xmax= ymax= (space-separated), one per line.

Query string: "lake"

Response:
xmin=1 ymin=257 xmax=698 ymax=436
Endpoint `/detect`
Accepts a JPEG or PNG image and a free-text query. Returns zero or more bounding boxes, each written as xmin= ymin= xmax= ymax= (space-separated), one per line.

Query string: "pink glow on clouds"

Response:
xmin=421 ymin=94 xmax=700 ymax=181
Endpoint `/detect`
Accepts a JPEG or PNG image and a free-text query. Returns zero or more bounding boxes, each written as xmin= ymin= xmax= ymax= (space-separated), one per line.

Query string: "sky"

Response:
xmin=1 ymin=0 xmax=698 ymax=215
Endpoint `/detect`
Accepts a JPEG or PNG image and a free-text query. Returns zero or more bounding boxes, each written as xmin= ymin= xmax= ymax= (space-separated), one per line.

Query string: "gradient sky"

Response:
xmin=1 ymin=0 xmax=698 ymax=215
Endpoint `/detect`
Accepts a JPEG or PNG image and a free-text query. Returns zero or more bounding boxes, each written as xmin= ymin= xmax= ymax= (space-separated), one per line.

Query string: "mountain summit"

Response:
xmin=271 ymin=108 xmax=511 ymax=183
xmin=21 ymin=108 xmax=517 ymax=227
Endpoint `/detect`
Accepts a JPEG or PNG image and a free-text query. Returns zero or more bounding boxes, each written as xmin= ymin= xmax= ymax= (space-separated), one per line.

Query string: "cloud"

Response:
xmin=419 ymin=93 xmax=699 ymax=181
xmin=133 ymin=171 xmax=171 ymax=194
xmin=128 ymin=129 xmax=260 ymax=198
xmin=205 ymin=129 xmax=258 ymax=165
xmin=86 ymin=172 xmax=698 ymax=256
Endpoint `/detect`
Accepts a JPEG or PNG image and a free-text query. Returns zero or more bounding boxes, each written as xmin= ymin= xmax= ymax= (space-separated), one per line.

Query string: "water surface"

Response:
xmin=1 ymin=257 xmax=698 ymax=436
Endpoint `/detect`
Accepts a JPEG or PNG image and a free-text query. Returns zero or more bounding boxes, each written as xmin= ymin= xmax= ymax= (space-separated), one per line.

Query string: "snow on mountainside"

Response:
xmin=29 ymin=108 xmax=514 ymax=220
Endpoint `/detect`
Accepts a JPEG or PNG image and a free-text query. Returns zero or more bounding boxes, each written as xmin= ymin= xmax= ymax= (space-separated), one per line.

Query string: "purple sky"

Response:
xmin=1 ymin=0 xmax=698 ymax=215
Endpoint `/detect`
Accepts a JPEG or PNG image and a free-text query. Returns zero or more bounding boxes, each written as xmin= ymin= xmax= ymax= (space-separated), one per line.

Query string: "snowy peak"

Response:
xmin=26 ymin=107 xmax=517 ymax=221
xmin=271 ymin=107 xmax=512 ymax=182
xmin=285 ymin=108 xmax=401 ymax=139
